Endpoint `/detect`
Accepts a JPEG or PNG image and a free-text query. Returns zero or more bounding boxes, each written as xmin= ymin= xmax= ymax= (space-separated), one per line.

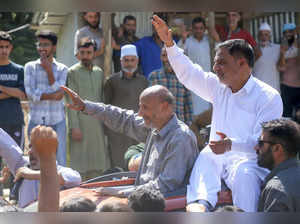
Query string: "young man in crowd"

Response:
xmin=24 ymin=30 xmax=68 ymax=166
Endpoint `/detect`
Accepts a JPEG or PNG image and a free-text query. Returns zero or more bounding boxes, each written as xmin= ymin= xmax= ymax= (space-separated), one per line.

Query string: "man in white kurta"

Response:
xmin=152 ymin=15 xmax=283 ymax=212
xmin=178 ymin=17 xmax=212 ymax=115
xmin=253 ymin=23 xmax=281 ymax=92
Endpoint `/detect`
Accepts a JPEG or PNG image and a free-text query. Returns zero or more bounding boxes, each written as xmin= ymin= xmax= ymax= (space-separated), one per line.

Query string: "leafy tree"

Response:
xmin=0 ymin=12 xmax=38 ymax=66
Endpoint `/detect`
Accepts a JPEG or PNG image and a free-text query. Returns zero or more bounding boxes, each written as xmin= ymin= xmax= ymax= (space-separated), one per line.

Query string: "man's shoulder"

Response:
xmin=252 ymin=76 xmax=281 ymax=100
xmin=149 ymin=68 xmax=164 ymax=79
xmin=53 ymin=59 xmax=68 ymax=70
xmin=24 ymin=59 xmax=39 ymax=68
xmin=77 ymin=26 xmax=89 ymax=34
xmin=9 ymin=62 xmax=23 ymax=70
xmin=92 ymin=64 xmax=103 ymax=73
xmin=68 ymin=63 xmax=81 ymax=72
xmin=107 ymin=72 xmax=121 ymax=81
xmin=169 ymin=118 xmax=197 ymax=142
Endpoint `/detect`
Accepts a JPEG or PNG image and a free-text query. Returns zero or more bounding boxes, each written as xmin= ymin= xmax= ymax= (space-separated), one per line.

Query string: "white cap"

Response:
xmin=173 ymin=18 xmax=184 ymax=26
xmin=121 ymin=44 xmax=138 ymax=59
xmin=259 ymin=22 xmax=272 ymax=31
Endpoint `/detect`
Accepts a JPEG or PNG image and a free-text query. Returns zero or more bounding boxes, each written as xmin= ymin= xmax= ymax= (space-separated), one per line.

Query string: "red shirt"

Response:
xmin=216 ymin=25 xmax=257 ymax=48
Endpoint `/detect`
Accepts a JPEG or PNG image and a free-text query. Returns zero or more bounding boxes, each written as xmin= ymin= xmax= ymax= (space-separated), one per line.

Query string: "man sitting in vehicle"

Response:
xmin=61 ymin=84 xmax=198 ymax=197
xmin=0 ymin=127 xmax=81 ymax=208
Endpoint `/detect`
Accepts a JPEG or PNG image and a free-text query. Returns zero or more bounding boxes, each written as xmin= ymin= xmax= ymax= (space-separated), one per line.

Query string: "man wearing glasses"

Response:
xmin=256 ymin=118 xmax=300 ymax=212
xmin=24 ymin=30 xmax=68 ymax=166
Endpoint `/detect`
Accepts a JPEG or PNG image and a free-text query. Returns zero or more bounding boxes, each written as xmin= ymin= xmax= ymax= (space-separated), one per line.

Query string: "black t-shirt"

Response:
xmin=0 ymin=62 xmax=25 ymax=125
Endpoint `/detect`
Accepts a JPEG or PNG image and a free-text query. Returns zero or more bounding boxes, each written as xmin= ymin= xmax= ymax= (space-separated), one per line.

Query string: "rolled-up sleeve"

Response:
xmin=49 ymin=65 xmax=68 ymax=91
xmin=57 ymin=166 xmax=82 ymax=188
xmin=24 ymin=63 xmax=43 ymax=102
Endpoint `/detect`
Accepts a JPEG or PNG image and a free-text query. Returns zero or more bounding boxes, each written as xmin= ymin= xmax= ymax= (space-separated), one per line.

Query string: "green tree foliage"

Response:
xmin=0 ymin=12 xmax=38 ymax=66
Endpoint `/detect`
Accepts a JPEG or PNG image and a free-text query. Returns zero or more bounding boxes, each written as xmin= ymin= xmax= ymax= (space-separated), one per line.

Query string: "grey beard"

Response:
xmin=122 ymin=65 xmax=137 ymax=74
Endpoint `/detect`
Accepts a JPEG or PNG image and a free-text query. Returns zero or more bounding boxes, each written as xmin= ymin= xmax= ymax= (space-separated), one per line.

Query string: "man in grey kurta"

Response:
xmin=66 ymin=37 xmax=110 ymax=180
xmin=104 ymin=44 xmax=148 ymax=169
xmin=62 ymin=84 xmax=198 ymax=195
xmin=256 ymin=119 xmax=300 ymax=212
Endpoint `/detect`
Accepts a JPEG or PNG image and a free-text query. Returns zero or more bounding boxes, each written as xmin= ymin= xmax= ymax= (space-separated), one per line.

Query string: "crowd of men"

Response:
xmin=0 ymin=11 xmax=300 ymax=212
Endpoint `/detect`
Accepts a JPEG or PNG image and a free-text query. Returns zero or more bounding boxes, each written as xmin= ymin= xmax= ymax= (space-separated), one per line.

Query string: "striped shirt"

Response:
xmin=148 ymin=68 xmax=193 ymax=125
xmin=24 ymin=58 xmax=68 ymax=125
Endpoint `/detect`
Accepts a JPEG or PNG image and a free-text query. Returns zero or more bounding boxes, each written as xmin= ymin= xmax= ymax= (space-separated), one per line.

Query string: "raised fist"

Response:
xmin=30 ymin=125 xmax=58 ymax=159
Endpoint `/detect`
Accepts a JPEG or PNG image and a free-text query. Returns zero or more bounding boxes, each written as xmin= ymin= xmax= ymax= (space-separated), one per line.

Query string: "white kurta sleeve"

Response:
xmin=166 ymin=44 xmax=219 ymax=103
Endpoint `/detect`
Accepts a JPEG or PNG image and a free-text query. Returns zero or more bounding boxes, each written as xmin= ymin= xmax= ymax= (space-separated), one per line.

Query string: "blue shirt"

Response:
xmin=134 ymin=36 xmax=162 ymax=78
xmin=0 ymin=62 xmax=24 ymax=125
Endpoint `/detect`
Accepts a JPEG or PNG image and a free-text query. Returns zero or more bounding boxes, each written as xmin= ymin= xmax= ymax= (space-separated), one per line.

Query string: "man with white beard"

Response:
xmin=104 ymin=44 xmax=148 ymax=169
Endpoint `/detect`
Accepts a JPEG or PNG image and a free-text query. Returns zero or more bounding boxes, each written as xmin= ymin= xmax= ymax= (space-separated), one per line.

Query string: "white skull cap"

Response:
xmin=121 ymin=44 xmax=138 ymax=59
xmin=259 ymin=22 xmax=272 ymax=31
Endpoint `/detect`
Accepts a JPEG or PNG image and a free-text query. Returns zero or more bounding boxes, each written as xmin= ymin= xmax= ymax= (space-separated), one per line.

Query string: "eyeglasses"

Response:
xmin=35 ymin=42 xmax=52 ymax=48
xmin=257 ymin=140 xmax=277 ymax=148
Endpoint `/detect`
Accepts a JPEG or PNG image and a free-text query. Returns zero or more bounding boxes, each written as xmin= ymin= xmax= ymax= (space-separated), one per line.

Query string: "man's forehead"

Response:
xmin=85 ymin=12 xmax=99 ymax=17
xmin=123 ymin=55 xmax=137 ymax=60
xmin=79 ymin=45 xmax=94 ymax=51
xmin=0 ymin=40 xmax=11 ymax=46
xmin=215 ymin=48 xmax=229 ymax=58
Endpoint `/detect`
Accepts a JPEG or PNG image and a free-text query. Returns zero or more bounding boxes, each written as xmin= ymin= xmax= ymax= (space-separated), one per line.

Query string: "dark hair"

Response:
xmin=128 ymin=186 xmax=165 ymax=212
xmin=36 ymin=30 xmax=57 ymax=45
xmin=77 ymin=37 xmax=97 ymax=51
xmin=192 ymin=17 xmax=206 ymax=27
xmin=214 ymin=205 xmax=244 ymax=212
xmin=216 ymin=39 xmax=255 ymax=68
xmin=60 ymin=197 xmax=96 ymax=212
xmin=98 ymin=199 xmax=132 ymax=212
xmin=261 ymin=119 xmax=300 ymax=157
xmin=0 ymin=31 xmax=12 ymax=43
xmin=123 ymin=15 xmax=136 ymax=24
xmin=83 ymin=12 xmax=100 ymax=17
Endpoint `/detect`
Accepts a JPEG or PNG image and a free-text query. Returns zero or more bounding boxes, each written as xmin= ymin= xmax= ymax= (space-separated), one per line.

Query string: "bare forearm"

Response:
xmin=40 ymin=93 xmax=55 ymax=100
xmin=0 ymin=92 xmax=11 ymax=100
xmin=0 ymin=85 xmax=26 ymax=99
xmin=38 ymin=157 xmax=60 ymax=212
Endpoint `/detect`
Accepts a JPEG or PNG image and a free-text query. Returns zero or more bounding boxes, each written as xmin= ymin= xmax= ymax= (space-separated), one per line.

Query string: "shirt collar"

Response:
xmin=153 ymin=114 xmax=179 ymax=138
xmin=264 ymin=158 xmax=299 ymax=184
xmin=234 ymin=75 xmax=255 ymax=95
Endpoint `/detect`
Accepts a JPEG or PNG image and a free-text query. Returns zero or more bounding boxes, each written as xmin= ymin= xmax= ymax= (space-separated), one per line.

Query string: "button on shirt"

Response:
xmin=166 ymin=44 xmax=283 ymax=158
xmin=84 ymin=102 xmax=198 ymax=194
xmin=0 ymin=128 xmax=81 ymax=208
xmin=24 ymin=58 xmax=68 ymax=125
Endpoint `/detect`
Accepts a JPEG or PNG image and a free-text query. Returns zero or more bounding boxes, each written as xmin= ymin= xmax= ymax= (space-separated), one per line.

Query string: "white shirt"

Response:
xmin=179 ymin=35 xmax=211 ymax=115
xmin=0 ymin=128 xmax=82 ymax=208
xmin=253 ymin=43 xmax=281 ymax=92
xmin=166 ymin=44 xmax=283 ymax=158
